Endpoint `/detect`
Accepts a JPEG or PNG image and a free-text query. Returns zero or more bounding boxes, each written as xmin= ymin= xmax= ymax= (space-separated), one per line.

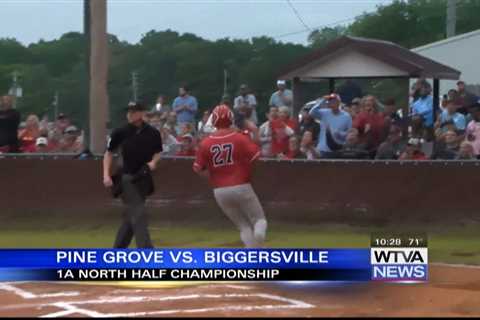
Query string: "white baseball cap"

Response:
xmin=277 ymin=80 xmax=286 ymax=86
xmin=36 ymin=137 xmax=48 ymax=147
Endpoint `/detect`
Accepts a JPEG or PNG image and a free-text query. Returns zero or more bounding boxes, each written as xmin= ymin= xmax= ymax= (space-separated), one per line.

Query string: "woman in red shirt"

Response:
xmin=353 ymin=95 xmax=386 ymax=151
xmin=270 ymin=106 xmax=297 ymax=156
xmin=18 ymin=114 xmax=40 ymax=153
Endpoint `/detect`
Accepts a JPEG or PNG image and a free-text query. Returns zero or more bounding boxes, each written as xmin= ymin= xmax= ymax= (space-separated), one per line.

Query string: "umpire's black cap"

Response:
xmin=125 ymin=101 xmax=147 ymax=112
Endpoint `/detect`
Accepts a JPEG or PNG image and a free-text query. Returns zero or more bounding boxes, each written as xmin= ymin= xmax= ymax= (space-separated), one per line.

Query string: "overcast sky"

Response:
xmin=1 ymin=0 xmax=393 ymax=46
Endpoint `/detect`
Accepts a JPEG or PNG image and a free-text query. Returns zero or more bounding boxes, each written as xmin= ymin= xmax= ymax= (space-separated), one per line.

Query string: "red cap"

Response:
xmin=212 ymin=104 xmax=234 ymax=129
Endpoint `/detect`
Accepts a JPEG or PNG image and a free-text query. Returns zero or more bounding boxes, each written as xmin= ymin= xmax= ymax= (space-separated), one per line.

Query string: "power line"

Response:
xmin=272 ymin=15 xmax=358 ymax=39
xmin=285 ymin=0 xmax=312 ymax=32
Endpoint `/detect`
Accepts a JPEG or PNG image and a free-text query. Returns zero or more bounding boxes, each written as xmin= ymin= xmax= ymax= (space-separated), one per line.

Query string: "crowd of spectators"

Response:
xmin=0 ymin=94 xmax=84 ymax=154
xmin=1 ymin=78 xmax=479 ymax=161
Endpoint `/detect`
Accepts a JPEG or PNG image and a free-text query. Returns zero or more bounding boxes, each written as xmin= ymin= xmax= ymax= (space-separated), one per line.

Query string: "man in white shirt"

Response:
xmin=234 ymin=84 xmax=258 ymax=124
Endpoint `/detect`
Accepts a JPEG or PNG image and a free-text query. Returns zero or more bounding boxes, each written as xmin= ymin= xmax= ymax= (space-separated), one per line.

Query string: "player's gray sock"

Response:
xmin=253 ymin=219 xmax=267 ymax=245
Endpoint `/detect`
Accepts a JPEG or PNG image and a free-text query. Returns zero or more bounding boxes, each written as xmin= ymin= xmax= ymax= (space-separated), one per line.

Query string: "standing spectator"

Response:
xmin=399 ymin=138 xmax=428 ymax=160
xmin=309 ymin=93 xmax=352 ymax=158
xmin=411 ymin=81 xmax=434 ymax=130
xmin=163 ymin=111 xmax=181 ymax=137
xmin=435 ymin=99 xmax=466 ymax=136
xmin=410 ymin=78 xmax=431 ymax=103
xmin=234 ymin=84 xmax=258 ymax=124
xmin=465 ymin=100 xmax=480 ymax=157
xmin=375 ymin=125 xmax=405 ymax=160
xmin=456 ymin=141 xmax=475 ymax=160
xmin=455 ymin=81 xmax=478 ymax=115
xmin=259 ymin=106 xmax=278 ymax=157
xmin=299 ymin=131 xmax=319 ymax=160
xmin=151 ymin=95 xmax=170 ymax=117
xmin=269 ymin=80 xmax=293 ymax=113
xmin=49 ymin=113 xmax=71 ymax=150
xmin=18 ymin=114 xmax=41 ymax=153
xmin=0 ymin=95 xmax=20 ymax=153
xmin=353 ymin=95 xmax=386 ymax=153
xmin=270 ymin=106 xmax=297 ymax=156
xmin=343 ymin=97 xmax=362 ymax=120
xmin=298 ymin=105 xmax=320 ymax=145
xmin=172 ymin=85 xmax=198 ymax=125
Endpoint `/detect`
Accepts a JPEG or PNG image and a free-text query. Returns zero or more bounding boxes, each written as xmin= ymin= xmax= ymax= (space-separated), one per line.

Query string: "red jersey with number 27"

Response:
xmin=193 ymin=130 xmax=261 ymax=188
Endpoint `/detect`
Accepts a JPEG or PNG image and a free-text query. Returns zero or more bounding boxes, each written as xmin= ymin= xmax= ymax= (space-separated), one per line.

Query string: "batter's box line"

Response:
xmin=40 ymin=293 xmax=317 ymax=318
xmin=0 ymin=283 xmax=80 ymax=299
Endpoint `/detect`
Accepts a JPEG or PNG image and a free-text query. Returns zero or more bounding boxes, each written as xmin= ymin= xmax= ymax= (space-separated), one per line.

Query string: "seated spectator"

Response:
xmin=149 ymin=111 xmax=164 ymax=132
xmin=49 ymin=113 xmax=71 ymax=150
xmin=455 ymin=81 xmax=478 ymax=115
xmin=270 ymin=106 xmax=297 ymax=156
xmin=278 ymin=136 xmax=303 ymax=160
xmin=35 ymin=137 xmax=51 ymax=153
xmin=299 ymin=131 xmax=320 ymax=160
xmin=456 ymin=141 xmax=475 ymax=160
xmin=432 ymin=130 xmax=460 ymax=159
xmin=375 ymin=125 xmax=405 ymax=160
xmin=259 ymin=106 xmax=279 ymax=157
xmin=18 ymin=114 xmax=41 ymax=153
xmin=335 ymin=128 xmax=369 ymax=159
xmin=353 ymin=95 xmax=386 ymax=152
xmin=163 ymin=111 xmax=181 ymax=137
xmin=399 ymin=138 xmax=428 ymax=160
xmin=160 ymin=127 xmax=179 ymax=155
xmin=309 ymin=93 xmax=352 ymax=158
xmin=197 ymin=110 xmax=211 ymax=139
xmin=175 ymin=133 xmax=196 ymax=156
xmin=465 ymin=99 xmax=480 ymax=157
xmin=58 ymin=126 xmax=83 ymax=153
xmin=435 ymin=99 xmax=466 ymax=135
xmin=298 ymin=105 xmax=320 ymax=145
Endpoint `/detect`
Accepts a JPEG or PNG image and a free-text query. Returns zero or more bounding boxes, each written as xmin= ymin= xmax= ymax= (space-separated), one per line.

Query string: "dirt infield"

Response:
xmin=0 ymin=264 xmax=479 ymax=317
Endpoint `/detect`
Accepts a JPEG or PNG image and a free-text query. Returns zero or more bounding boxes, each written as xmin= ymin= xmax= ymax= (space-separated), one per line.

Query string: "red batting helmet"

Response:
xmin=212 ymin=104 xmax=234 ymax=128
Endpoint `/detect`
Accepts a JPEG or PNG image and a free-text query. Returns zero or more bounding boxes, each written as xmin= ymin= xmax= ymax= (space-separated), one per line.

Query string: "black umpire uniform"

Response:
xmin=107 ymin=103 xmax=163 ymax=248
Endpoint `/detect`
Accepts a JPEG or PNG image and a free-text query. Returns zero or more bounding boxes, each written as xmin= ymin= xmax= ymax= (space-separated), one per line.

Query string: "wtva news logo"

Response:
xmin=371 ymin=248 xmax=428 ymax=282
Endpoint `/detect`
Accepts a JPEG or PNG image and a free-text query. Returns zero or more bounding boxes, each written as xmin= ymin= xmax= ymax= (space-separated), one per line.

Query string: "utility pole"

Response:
xmin=131 ymin=71 xmax=139 ymax=102
xmin=446 ymin=0 xmax=457 ymax=38
xmin=223 ymin=69 xmax=228 ymax=97
xmin=84 ymin=0 xmax=91 ymax=150
xmin=8 ymin=71 xmax=22 ymax=109
xmin=89 ymin=0 xmax=109 ymax=155
xmin=53 ymin=91 xmax=59 ymax=120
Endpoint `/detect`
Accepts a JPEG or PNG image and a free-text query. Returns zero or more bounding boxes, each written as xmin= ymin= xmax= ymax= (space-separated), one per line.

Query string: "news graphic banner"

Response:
xmin=0 ymin=236 xmax=427 ymax=282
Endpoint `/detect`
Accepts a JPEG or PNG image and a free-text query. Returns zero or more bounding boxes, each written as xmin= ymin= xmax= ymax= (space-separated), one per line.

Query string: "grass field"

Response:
xmin=1 ymin=219 xmax=479 ymax=265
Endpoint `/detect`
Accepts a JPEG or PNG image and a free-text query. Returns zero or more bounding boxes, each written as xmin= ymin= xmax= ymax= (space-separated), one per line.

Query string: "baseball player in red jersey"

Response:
xmin=193 ymin=104 xmax=267 ymax=247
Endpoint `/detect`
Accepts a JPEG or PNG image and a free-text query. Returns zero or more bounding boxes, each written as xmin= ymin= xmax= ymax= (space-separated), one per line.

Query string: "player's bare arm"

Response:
xmin=103 ymin=150 xmax=113 ymax=188
xmin=147 ymin=152 xmax=162 ymax=171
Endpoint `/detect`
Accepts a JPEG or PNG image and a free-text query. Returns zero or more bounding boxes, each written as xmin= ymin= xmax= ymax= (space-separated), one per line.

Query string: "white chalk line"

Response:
xmin=0 ymin=283 xmax=80 ymax=300
xmin=432 ymin=262 xmax=480 ymax=269
xmin=39 ymin=293 xmax=317 ymax=318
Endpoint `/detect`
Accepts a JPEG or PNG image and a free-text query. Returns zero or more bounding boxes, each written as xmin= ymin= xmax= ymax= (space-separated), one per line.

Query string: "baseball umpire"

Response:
xmin=103 ymin=101 xmax=163 ymax=248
